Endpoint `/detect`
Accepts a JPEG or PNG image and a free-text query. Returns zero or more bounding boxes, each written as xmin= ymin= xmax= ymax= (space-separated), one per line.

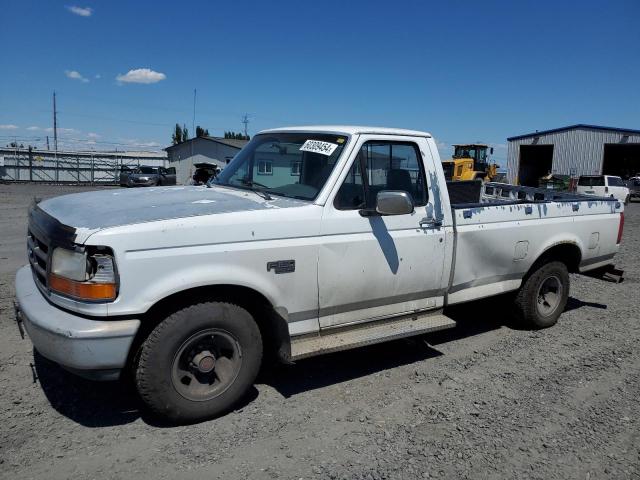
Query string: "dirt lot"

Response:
xmin=1 ymin=183 xmax=638 ymax=480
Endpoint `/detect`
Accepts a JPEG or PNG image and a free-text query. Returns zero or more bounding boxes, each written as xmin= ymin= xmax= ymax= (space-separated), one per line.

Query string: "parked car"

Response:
xmin=118 ymin=165 xmax=135 ymax=186
xmin=628 ymin=177 xmax=640 ymax=202
xmin=15 ymin=125 xmax=624 ymax=423
xmin=191 ymin=162 xmax=219 ymax=185
xmin=576 ymin=175 xmax=630 ymax=204
xmin=127 ymin=166 xmax=177 ymax=187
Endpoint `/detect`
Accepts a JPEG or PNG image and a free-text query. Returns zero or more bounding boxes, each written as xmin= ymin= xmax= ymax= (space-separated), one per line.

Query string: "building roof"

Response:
xmin=165 ymin=136 xmax=249 ymax=152
xmin=507 ymin=124 xmax=640 ymax=142
xmin=260 ymin=125 xmax=432 ymax=138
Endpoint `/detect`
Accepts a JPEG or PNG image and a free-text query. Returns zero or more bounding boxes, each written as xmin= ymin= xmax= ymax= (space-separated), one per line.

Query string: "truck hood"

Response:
xmin=38 ymin=185 xmax=308 ymax=233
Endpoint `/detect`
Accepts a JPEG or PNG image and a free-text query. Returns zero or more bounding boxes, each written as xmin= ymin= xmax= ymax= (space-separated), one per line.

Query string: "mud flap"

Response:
xmin=583 ymin=264 xmax=624 ymax=284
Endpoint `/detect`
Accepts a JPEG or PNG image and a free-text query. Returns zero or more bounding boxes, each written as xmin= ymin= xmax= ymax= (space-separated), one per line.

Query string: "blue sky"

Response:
xmin=1 ymin=0 xmax=638 ymax=165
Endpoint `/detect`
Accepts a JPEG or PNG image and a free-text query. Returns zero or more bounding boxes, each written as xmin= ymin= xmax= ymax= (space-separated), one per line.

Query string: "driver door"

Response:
xmin=317 ymin=136 xmax=447 ymax=328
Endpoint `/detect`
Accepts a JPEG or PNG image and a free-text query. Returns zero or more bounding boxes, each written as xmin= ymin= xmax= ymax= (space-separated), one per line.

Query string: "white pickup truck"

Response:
xmin=15 ymin=126 xmax=624 ymax=423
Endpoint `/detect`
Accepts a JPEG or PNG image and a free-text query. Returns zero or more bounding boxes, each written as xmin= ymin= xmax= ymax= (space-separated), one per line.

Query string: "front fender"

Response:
xmin=108 ymin=261 xmax=285 ymax=317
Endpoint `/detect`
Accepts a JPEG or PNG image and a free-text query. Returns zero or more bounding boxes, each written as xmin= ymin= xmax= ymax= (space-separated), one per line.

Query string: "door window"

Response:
xmin=335 ymin=141 xmax=428 ymax=210
xmin=607 ymin=176 xmax=624 ymax=187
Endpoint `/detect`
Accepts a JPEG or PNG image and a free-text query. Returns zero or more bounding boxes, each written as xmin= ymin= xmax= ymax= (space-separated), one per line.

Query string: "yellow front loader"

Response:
xmin=442 ymin=144 xmax=499 ymax=182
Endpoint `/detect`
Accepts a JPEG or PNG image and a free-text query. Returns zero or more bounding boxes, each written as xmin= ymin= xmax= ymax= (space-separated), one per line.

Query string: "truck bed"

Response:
xmin=445 ymin=181 xmax=622 ymax=305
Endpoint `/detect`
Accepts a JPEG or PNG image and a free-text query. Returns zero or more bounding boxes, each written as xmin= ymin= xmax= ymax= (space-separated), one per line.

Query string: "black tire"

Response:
xmin=513 ymin=261 xmax=569 ymax=329
xmin=135 ymin=301 xmax=263 ymax=423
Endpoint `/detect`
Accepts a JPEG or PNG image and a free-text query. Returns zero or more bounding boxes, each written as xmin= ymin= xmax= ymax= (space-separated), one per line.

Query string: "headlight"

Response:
xmin=51 ymin=248 xmax=87 ymax=281
xmin=49 ymin=247 xmax=117 ymax=301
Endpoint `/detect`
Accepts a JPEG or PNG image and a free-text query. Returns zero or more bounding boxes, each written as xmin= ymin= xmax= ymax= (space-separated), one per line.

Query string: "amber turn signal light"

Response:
xmin=49 ymin=274 xmax=117 ymax=301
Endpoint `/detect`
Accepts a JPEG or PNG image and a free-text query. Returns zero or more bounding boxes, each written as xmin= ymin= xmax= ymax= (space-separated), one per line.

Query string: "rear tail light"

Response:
xmin=617 ymin=212 xmax=624 ymax=244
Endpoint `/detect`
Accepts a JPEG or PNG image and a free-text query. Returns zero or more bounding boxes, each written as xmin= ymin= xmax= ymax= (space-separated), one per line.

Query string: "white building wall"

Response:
xmin=167 ymin=139 xmax=242 ymax=184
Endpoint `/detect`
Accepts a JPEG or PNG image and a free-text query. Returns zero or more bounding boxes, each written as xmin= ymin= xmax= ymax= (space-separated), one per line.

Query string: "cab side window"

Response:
xmin=334 ymin=141 xmax=428 ymax=210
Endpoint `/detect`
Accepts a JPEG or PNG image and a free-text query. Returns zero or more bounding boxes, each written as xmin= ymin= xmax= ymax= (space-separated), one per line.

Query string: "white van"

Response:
xmin=577 ymin=175 xmax=630 ymax=204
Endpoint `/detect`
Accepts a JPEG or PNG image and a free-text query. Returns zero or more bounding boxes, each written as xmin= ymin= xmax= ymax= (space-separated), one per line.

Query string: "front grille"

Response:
xmin=27 ymin=228 xmax=50 ymax=290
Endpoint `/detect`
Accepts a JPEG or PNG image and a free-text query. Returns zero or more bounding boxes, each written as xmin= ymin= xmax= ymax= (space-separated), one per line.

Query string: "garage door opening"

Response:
xmin=518 ymin=145 xmax=553 ymax=187
xmin=603 ymin=144 xmax=640 ymax=179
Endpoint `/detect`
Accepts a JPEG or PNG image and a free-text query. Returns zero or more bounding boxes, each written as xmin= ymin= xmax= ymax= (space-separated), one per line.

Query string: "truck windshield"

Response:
xmin=214 ymin=133 xmax=348 ymax=200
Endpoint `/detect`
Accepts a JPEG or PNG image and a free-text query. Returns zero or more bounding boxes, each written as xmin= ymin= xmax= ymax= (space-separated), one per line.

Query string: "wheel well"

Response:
xmin=128 ymin=285 xmax=291 ymax=370
xmin=531 ymin=243 xmax=582 ymax=274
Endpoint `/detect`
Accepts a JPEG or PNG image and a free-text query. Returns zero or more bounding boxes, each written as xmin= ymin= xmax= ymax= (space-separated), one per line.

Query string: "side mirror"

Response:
xmin=376 ymin=190 xmax=414 ymax=216
xmin=490 ymin=147 xmax=494 ymax=155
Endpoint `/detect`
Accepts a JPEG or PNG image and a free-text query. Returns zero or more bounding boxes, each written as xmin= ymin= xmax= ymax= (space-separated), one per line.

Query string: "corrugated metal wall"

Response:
xmin=506 ymin=127 xmax=640 ymax=184
xmin=0 ymin=148 xmax=166 ymax=183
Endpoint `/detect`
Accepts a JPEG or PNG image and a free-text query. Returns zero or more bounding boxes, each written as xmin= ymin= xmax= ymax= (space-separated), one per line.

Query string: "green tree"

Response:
xmin=171 ymin=123 xmax=183 ymax=145
xmin=196 ymin=126 xmax=210 ymax=137
xmin=224 ymin=131 xmax=250 ymax=140
xmin=182 ymin=124 xmax=189 ymax=142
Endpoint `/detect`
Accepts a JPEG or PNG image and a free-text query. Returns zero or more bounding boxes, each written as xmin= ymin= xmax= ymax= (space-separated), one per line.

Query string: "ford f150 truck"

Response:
xmin=14 ymin=126 xmax=624 ymax=423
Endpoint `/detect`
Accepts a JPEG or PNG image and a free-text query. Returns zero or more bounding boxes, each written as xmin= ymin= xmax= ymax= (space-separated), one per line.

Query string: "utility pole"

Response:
xmin=53 ymin=91 xmax=58 ymax=153
xmin=191 ymin=88 xmax=196 ymax=159
xmin=53 ymin=91 xmax=59 ymax=182
xmin=192 ymin=88 xmax=197 ymax=135
xmin=46 ymin=135 xmax=50 ymax=151
xmin=242 ymin=114 xmax=249 ymax=138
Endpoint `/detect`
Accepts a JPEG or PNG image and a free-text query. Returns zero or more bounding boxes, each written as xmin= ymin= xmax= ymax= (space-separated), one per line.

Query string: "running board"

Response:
xmin=290 ymin=310 xmax=456 ymax=360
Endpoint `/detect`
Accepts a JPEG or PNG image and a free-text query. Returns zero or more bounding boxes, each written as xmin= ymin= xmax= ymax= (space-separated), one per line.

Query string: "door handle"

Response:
xmin=419 ymin=217 xmax=442 ymax=229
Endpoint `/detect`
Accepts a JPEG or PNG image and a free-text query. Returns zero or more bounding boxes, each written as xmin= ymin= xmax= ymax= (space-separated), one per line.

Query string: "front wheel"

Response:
xmin=134 ymin=301 xmax=263 ymax=423
xmin=513 ymin=261 xmax=569 ymax=329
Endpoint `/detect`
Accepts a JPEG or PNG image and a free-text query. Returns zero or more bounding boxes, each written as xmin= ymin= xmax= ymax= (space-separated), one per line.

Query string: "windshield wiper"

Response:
xmin=238 ymin=179 xmax=273 ymax=200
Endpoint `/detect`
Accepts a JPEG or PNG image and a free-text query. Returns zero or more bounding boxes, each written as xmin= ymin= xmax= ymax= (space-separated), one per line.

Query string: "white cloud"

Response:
xmin=118 ymin=138 xmax=162 ymax=149
xmin=66 ymin=6 xmax=93 ymax=17
xmin=27 ymin=126 xmax=41 ymax=131
xmin=116 ymin=68 xmax=166 ymax=85
xmin=0 ymin=124 xmax=19 ymax=130
xmin=95 ymin=74 xmax=101 ymax=79
xmin=65 ymin=70 xmax=89 ymax=83
xmin=87 ymin=132 xmax=100 ymax=139
xmin=43 ymin=127 xmax=78 ymax=134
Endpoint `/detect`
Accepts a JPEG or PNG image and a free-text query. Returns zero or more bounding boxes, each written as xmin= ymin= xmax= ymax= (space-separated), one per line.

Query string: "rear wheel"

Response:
xmin=134 ymin=301 xmax=262 ymax=423
xmin=513 ymin=261 xmax=569 ymax=329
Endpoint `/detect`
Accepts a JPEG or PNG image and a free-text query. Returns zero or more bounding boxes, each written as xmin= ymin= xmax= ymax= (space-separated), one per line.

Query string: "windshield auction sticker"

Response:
xmin=300 ymin=140 xmax=339 ymax=156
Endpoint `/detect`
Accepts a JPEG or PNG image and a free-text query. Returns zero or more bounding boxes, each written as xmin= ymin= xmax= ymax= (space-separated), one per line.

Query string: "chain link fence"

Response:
xmin=0 ymin=148 xmax=166 ymax=185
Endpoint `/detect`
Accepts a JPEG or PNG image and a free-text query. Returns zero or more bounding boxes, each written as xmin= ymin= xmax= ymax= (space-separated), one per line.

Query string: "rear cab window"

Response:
xmin=578 ymin=176 xmax=605 ymax=187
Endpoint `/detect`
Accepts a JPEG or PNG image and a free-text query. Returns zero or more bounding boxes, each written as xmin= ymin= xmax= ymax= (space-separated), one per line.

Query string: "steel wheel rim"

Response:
xmin=536 ymin=275 xmax=563 ymax=317
xmin=171 ymin=329 xmax=242 ymax=402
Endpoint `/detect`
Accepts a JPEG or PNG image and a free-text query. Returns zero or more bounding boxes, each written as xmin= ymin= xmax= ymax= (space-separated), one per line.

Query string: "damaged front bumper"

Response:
xmin=14 ymin=265 xmax=140 ymax=381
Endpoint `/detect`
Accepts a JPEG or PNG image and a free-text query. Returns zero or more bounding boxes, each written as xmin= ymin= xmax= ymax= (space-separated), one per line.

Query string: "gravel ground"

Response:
xmin=1 ymin=183 xmax=638 ymax=480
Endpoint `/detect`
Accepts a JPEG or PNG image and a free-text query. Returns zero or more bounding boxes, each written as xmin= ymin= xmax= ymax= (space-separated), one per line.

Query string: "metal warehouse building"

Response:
xmin=506 ymin=124 xmax=640 ymax=186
